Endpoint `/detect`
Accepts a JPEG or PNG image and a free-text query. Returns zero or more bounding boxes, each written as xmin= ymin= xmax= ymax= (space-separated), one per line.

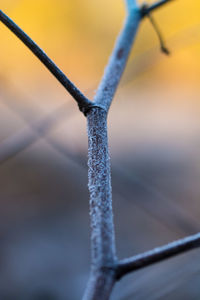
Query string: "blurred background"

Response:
xmin=0 ymin=0 xmax=200 ymax=299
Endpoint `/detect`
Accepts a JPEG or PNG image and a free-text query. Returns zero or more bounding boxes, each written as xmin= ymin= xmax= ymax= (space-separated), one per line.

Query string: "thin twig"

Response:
xmin=141 ymin=0 xmax=174 ymax=17
xmin=143 ymin=5 xmax=170 ymax=54
xmin=116 ymin=232 xmax=200 ymax=280
xmin=0 ymin=10 xmax=93 ymax=114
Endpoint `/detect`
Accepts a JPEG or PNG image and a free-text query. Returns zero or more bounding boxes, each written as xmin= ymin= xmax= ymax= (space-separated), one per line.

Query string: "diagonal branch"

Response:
xmin=125 ymin=0 xmax=137 ymax=11
xmin=0 ymin=10 xmax=93 ymax=114
xmin=93 ymin=1 xmax=141 ymax=112
xmin=93 ymin=0 xmax=175 ymax=112
xmin=146 ymin=0 xmax=174 ymax=15
xmin=116 ymin=232 xmax=200 ymax=280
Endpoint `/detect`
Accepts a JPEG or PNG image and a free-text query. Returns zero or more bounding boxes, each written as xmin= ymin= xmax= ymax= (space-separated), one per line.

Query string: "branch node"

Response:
xmin=78 ymin=102 xmax=93 ymax=116
xmin=79 ymin=102 xmax=107 ymax=116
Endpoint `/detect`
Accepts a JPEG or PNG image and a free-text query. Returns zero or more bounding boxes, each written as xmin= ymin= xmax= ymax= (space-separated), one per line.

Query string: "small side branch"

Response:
xmin=141 ymin=0 xmax=174 ymax=17
xmin=0 ymin=10 xmax=92 ymax=114
xmin=116 ymin=232 xmax=200 ymax=280
xmin=142 ymin=4 xmax=170 ymax=55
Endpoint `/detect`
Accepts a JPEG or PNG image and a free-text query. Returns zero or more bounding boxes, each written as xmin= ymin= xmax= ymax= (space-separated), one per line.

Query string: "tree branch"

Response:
xmin=141 ymin=0 xmax=174 ymax=17
xmin=125 ymin=0 xmax=137 ymax=11
xmin=83 ymin=107 xmax=117 ymax=300
xmin=93 ymin=2 xmax=141 ymax=112
xmin=116 ymin=232 xmax=200 ymax=280
xmin=83 ymin=0 xmax=177 ymax=298
xmin=93 ymin=0 xmax=175 ymax=112
xmin=0 ymin=1 xmax=181 ymax=299
xmin=0 ymin=10 xmax=93 ymax=114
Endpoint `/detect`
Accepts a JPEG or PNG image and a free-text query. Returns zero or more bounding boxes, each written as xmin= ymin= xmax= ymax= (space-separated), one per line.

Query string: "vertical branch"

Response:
xmin=87 ymin=108 xmax=116 ymax=266
xmin=83 ymin=107 xmax=116 ymax=300
xmin=83 ymin=1 xmax=177 ymax=299
xmin=83 ymin=2 xmax=141 ymax=299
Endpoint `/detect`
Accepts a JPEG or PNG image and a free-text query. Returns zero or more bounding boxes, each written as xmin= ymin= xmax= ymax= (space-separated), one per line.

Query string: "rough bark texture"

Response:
xmin=82 ymin=268 xmax=116 ymax=300
xmin=83 ymin=107 xmax=116 ymax=300
xmin=87 ymin=108 xmax=116 ymax=266
xmin=94 ymin=7 xmax=141 ymax=111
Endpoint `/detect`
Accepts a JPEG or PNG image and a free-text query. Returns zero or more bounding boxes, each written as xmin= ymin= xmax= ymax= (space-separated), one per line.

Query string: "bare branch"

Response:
xmin=116 ymin=232 xmax=200 ymax=280
xmin=87 ymin=108 xmax=116 ymax=267
xmin=93 ymin=0 xmax=175 ymax=112
xmin=145 ymin=10 xmax=170 ymax=55
xmin=125 ymin=0 xmax=137 ymax=11
xmin=141 ymin=0 xmax=174 ymax=17
xmin=94 ymin=3 xmax=141 ymax=112
xmin=83 ymin=107 xmax=117 ymax=300
xmin=0 ymin=10 xmax=93 ymax=114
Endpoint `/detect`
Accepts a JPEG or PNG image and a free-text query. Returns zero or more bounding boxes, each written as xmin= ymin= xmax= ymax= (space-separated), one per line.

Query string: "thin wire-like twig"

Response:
xmin=116 ymin=232 xmax=200 ymax=280
xmin=143 ymin=4 xmax=170 ymax=54
xmin=141 ymin=0 xmax=174 ymax=17
xmin=0 ymin=10 xmax=93 ymax=114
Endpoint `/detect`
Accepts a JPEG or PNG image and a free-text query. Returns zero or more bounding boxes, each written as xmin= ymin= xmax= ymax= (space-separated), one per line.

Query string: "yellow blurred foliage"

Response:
xmin=0 ymin=0 xmax=200 ymax=92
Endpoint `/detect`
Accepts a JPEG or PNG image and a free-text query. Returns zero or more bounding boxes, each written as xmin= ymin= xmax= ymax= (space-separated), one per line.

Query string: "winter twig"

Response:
xmin=116 ymin=232 xmax=200 ymax=280
xmin=0 ymin=10 xmax=93 ymax=114
xmin=141 ymin=0 xmax=174 ymax=17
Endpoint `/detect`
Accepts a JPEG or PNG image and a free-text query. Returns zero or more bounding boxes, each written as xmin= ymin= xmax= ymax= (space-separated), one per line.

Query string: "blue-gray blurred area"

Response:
xmin=0 ymin=76 xmax=200 ymax=300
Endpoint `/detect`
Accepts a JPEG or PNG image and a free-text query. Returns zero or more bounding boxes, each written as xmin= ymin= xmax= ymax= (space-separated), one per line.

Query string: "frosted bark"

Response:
xmin=82 ymin=268 xmax=115 ymax=300
xmin=94 ymin=5 xmax=141 ymax=112
xmin=87 ymin=108 xmax=116 ymax=267
xmin=83 ymin=107 xmax=116 ymax=300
